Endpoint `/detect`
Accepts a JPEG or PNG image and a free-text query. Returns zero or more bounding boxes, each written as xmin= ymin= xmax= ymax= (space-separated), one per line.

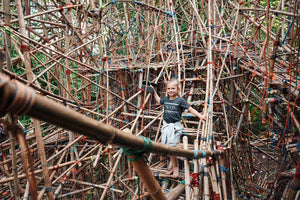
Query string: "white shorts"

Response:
xmin=161 ymin=121 xmax=183 ymax=146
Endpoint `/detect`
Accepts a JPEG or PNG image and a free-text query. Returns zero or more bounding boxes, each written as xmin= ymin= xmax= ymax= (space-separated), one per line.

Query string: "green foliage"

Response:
xmin=248 ymin=104 xmax=267 ymax=134
xmin=19 ymin=115 xmax=32 ymax=130
xmin=180 ymin=21 xmax=188 ymax=32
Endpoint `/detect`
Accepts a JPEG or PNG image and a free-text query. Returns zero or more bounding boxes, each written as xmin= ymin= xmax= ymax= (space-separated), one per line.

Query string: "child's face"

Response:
xmin=166 ymin=82 xmax=179 ymax=99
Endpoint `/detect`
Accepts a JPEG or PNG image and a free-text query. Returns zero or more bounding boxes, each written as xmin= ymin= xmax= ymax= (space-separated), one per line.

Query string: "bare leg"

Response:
xmin=164 ymin=158 xmax=174 ymax=175
xmin=170 ymin=156 xmax=179 ymax=178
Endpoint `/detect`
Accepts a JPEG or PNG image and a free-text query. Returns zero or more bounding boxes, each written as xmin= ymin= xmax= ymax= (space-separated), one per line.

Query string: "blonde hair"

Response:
xmin=166 ymin=79 xmax=181 ymax=92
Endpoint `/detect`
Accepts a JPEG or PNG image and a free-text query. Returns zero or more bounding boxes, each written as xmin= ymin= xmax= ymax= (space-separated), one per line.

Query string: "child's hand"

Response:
xmin=199 ymin=113 xmax=206 ymax=121
xmin=141 ymin=84 xmax=155 ymax=94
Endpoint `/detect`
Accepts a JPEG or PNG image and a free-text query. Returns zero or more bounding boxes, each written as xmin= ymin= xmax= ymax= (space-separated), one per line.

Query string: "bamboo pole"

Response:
xmin=15 ymin=128 xmax=37 ymax=200
xmin=15 ymin=0 xmax=54 ymax=198
xmin=183 ymin=136 xmax=191 ymax=199
xmin=52 ymin=144 xmax=100 ymax=184
xmin=127 ymin=154 xmax=166 ymax=200
xmin=218 ymin=149 xmax=227 ymax=199
xmin=56 ymin=187 xmax=98 ymax=199
xmin=67 ymin=178 xmax=123 ymax=193
xmin=0 ymin=156 xmax=96 ymax=184
xmin=0 ymin=75 xmax=223 ymax=158
xmin=7 ymin=115 xmax=21 ymax=199
xmin=99 ymin=150 xmax=123 ymax=200
xmin=193 ymin=138 xmax=199 ymax=199
xmin=23 ymin=181 xmax=29 ymax=200
xmin=4 ymin=28 xmax=139 ymax=109
xmin=3 ymin=0 xmax=12 ymax=71
xmin=3 ymin=2 xmax=21 ymax=196
xmin=285 ymin=161 xmax=300 ymax=200
xmin=38 ymin=148 xmax=67 ymax=199
xmin=165 ymin=178 xmax=192 ymax=200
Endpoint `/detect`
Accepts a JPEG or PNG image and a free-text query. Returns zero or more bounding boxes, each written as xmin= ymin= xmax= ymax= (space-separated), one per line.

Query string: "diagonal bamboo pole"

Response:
xmin=99 ymin=150 xmax=123 ymax=200
xmin=128 ymin=154 xmax=166 ymax=200
xmin=15 ymin=128 xmax=37 ymax=200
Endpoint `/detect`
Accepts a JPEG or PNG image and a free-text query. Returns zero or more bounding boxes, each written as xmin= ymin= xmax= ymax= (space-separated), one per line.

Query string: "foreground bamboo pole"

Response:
xmin=127 ymin=154 xmax=166 ymax=200
xmin=0 ymin=75 xmax=224 ymax=159
xmin=285 ymin=161 xmax=300 ymax=200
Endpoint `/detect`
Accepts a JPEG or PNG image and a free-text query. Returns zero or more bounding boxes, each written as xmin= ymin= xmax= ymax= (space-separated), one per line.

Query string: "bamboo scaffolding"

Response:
xmin=0 ymin=0 xmax=299 ymax=199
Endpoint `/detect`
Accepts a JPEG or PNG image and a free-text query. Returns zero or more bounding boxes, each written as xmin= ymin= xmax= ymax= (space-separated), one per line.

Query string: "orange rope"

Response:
xmin=274 ymin=1 xmax=298 ymax=150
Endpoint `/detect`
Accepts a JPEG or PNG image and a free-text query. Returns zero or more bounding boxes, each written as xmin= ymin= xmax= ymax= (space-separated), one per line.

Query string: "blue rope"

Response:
xmin=193 ymin=150 xmax=206 ymax=159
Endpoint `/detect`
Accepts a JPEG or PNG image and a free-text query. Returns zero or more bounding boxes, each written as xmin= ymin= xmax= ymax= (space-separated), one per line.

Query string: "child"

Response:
xmin=152 ymin=79 xmax=206 ymax=178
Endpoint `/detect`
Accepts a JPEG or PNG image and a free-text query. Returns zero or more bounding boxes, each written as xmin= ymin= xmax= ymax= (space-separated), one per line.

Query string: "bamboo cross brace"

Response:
xmin=99 ymin=151 xmax=123 ymax=200
xmin=52 ymin=144 xmax=100 ymax=184
xmin=0 ymin=156 xmax=97 ymax=184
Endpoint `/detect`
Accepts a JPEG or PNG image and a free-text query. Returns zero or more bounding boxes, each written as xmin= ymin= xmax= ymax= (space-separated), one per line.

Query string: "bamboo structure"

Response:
xmin=0 ymin=0 xmax=299 ymax=199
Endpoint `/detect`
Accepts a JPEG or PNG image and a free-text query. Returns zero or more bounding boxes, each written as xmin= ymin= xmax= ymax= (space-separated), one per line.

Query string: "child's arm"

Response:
xmin=153 ymin=89 xmax=161 ymax=104
xmin=188 ymin=107 xmax=206 ymax=121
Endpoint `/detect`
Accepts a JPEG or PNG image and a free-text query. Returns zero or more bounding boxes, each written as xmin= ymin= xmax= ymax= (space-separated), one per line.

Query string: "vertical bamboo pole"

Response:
xmin=3 ymin=1 xmax=21 ymax=197
xmin=281 ymin=0 xmax=286 ymax=62
xmin=23 ymin=181 xmax=30 ymax=199
xmin=262 ymin=27 xmax=282 ymax=123
xmin=201 ymin=148 xmax=209 ymax=200
xmin=15 ymin=0 xmax=54 ymax=199
xmin=183 ymin=136 xmax=191 ymax=199
xmin=168 ymin=0 xmax=181 ymax=84
xmin=207 ymin=0 xmax=217 ymax=199
xmin=193 ymin=138 xmax=199 ymax=199
xmin=64 ymin=0 xmax=77 ymax=180
xmin=219 ymin=154 xmax=227 ymax=199
xmin=136 ymin=71 xmax=143 ymax=134
xmin=156 ymin=0 xmax=162 ymax=62
xmin=34 ymin=121 xmax=54 ymax=199
xmin=3 ymin=0 xmax=12 ymax=70
xmin=7 ymin=115 xmax=21 ymax=199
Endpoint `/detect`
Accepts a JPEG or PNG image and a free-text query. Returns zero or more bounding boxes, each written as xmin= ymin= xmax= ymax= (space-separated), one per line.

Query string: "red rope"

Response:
xmin=190 ymin=173 xmax=199 ymax=187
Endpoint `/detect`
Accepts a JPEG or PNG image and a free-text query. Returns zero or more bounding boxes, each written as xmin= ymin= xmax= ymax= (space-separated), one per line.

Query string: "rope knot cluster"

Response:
xmin=122 ymin=136 xmax=153 ymax=162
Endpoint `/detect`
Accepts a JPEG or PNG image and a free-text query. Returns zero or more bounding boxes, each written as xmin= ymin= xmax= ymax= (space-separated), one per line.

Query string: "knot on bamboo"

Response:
xmin=290 ymin=182 xmax=300 ymax=191
xmin=122 ymin=136 xmax=153 ymax=162
xmin=0 ymin=77 xmax=36 ymax=116
xmin=190 ymin=173 xmax=200 ymax=187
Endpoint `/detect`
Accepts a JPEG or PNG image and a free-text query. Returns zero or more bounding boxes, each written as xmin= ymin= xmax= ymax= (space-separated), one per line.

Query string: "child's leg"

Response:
xmin=164 ymin=156 xmax=177 ymax=175
xmin=170 ymin=155 xmax=179 ymax=178
xmin=164 ymin=157 xmax=173 ymax=175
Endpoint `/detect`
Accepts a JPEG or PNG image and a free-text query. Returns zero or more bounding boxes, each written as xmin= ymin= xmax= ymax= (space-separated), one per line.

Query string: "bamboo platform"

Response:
xmin=0 ymin=0 xmax=299 ymax=199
